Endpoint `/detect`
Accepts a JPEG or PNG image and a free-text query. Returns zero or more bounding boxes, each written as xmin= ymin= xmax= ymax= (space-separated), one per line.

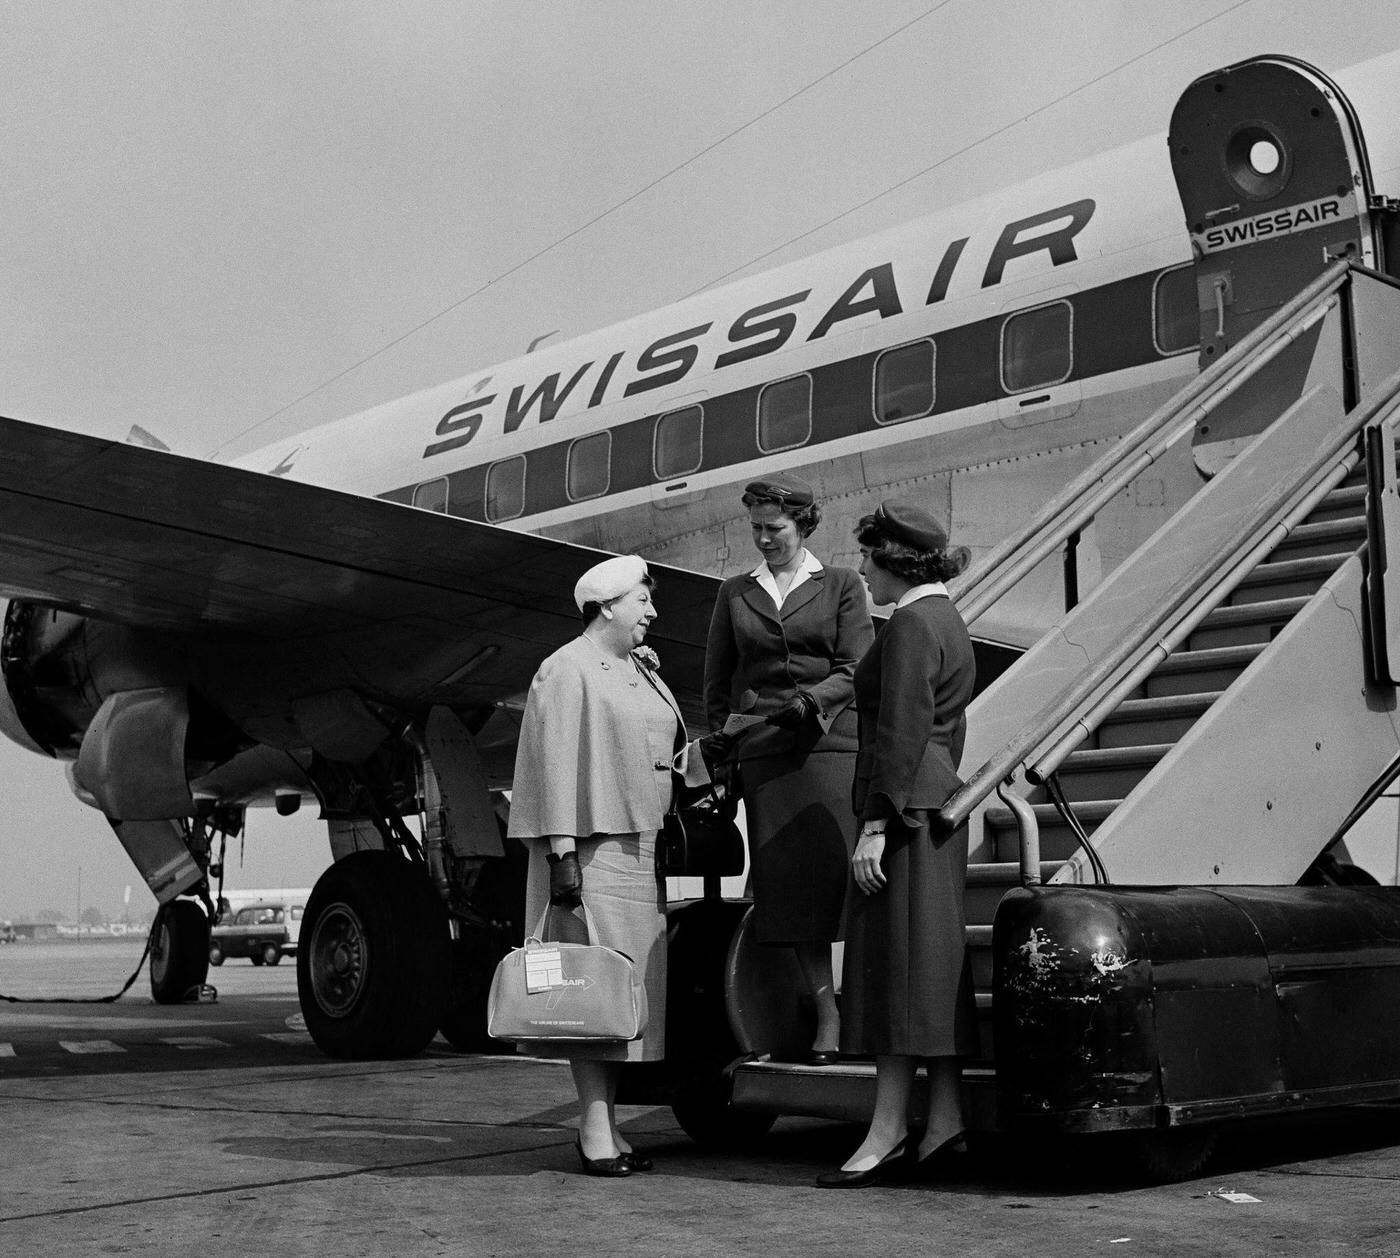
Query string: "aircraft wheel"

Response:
xmin=665 ymin=900 xmax=774 ymax=1149
xmin=208 ymin=943 xmax=224 ymax=967
xmin=437 ymin=829 xmax=528 ymax=1053
xmin=149 ymin=900 xmax=211 ymax=1003
xmin=437 ymin=934 xmax=503 ymax=1052
xmin=262 ymin=943 xmax=281 ymax=966
xmin=297 ymin=850 xmax=450 ymax=1059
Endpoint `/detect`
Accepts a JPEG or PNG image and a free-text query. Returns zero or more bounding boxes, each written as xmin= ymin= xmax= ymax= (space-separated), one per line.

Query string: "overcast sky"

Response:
xmin=0 ymin=1 xmax=1395 ymax=920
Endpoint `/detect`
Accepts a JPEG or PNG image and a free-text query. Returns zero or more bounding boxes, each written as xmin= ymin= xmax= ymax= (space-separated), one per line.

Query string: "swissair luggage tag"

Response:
xmin=524 ymin=945 xmax=565 ymax=993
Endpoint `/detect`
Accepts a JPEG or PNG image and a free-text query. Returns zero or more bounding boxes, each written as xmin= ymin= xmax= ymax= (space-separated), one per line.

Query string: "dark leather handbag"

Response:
xmin=658 ymin=782 xmax=745 ymax=878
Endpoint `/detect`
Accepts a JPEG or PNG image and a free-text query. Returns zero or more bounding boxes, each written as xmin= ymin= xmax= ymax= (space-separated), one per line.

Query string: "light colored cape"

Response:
xmin=507 ymin=636 xmax=706 ymax=840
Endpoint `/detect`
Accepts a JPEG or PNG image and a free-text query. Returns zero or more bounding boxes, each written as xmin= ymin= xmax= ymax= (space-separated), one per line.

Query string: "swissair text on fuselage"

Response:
xmin=421 ymin=199 xmax=1096 ymax=458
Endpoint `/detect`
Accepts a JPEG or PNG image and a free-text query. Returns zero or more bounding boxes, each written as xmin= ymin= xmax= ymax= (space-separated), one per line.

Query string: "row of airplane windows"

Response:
xmin=411 ymin=264 xmax=1200 ymax=521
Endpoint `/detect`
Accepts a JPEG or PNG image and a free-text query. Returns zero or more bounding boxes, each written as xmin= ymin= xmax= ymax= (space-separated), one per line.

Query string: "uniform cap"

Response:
xmin=873 ymin=499 xmax=949 ymax=552
xmin=743 ymin=472 xmax=816 ymax=508
xmin=573 ymin=554 xmax=650 ymax=611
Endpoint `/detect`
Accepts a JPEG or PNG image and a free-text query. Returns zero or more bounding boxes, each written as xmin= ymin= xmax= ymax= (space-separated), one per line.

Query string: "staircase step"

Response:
xmin=1189 ymin=595 xmax=1309 ymax=649
xmin=1096 ymin=691 xmax=1217 ymax=748
xmin=982 ymin=798 xmax=1119 ymax=861
xmin=966 ymin=860 xmax=1065 ymax=886
xmin=1050 ymin=742 xmax=1172 ymax=801
xmin=1267 ymin=517 xmax=1365 ymax=562
xmin=965 ymin=860 xmax=1066 ymax=924
xmin=1145 ymin=643 xmax=1264 ymax=696
xmin=1229 ymin=552 xmax=1351 ymax=605
xmin=1308 ymin=482 xmax=1367 ymax=522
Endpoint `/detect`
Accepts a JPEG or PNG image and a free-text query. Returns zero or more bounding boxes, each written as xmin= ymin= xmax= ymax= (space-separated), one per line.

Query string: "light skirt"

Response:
xmin=519 ymin=831 xmax=666 ymax=1062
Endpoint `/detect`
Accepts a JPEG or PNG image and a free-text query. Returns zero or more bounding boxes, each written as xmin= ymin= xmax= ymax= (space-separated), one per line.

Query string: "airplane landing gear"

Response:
xmin=149 ymin=899 xmax=211 ymax=1003
xmin=297 ymin=850 xmax=450 ymax=1058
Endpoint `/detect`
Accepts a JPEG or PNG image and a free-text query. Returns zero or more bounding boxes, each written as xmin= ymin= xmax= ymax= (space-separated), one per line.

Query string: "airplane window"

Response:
xmin=411 ymin=478 xmax=449 ymax=513
xmin=1154 ymin=265 xmax=1199 ymax=355
xmin=653 ymin=405 xmax=704 ymax=479
xmin=1000 ymin=301 xmax=1073 ymax=393
xmin=757 ymin=375 xmax=813 ymax=453
xmin=485 ymin=456 xmax=526 ymax=521
xmin=874 ymin=340 xmax=935 ymax=424
xmin=567 ymin=432 xmax=611 ymax=501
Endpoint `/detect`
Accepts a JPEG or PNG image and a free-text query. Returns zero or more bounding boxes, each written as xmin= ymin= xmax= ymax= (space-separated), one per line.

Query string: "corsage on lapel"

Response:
xmin=632 ymin=645 xmax=660 ymax=672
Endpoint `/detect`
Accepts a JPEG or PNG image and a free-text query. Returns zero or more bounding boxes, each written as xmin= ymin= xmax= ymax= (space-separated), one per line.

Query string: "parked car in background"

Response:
xmin=209 ymin=901 xmax=304 ymax=966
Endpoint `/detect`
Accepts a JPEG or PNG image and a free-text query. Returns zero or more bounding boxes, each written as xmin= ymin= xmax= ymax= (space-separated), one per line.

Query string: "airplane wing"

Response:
xmin=0 ymin=414 xmax=721 ymax=747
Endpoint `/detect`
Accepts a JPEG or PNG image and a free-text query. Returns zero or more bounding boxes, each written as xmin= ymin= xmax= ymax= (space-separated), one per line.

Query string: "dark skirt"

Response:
xmin=741 ymin=746 xmax=856 ymax=945
xmin=839 ymin=810 xmax=978 ymax=1058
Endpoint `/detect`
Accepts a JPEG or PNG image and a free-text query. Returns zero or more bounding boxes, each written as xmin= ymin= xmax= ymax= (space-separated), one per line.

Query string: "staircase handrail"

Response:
xmin=939 ymin=296 xmax=1400 ymax=838
xmin=949 ymin=258 xmax=1352 ymax=628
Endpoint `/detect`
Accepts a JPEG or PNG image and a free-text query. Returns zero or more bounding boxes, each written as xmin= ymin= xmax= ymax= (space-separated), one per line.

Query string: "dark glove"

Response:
xmin=766 ymin=692 xmax=818 ymax=730
xmin=698 ymin=729 xmax=735 ymax=768
xmin=546 ymin=850 xmax=582 ymax=907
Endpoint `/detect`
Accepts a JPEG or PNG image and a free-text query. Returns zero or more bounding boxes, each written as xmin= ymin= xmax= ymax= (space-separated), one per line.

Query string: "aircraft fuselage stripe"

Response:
xmin=382 ymin=266 xmax=1180 ymax=521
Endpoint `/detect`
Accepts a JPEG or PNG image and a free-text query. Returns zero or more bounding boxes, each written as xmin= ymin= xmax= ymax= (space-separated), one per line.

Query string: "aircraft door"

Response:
xmin=1169 ymin=56 xmax=1383 ymax=473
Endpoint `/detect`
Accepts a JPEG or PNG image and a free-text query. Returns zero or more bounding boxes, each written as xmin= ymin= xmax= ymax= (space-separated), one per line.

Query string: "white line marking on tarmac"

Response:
xmin=261 ymin=1032 xmax=311 ymax=1044
xmin=159 ymin=1036 xmax=228 ymax=1050
xmin=59 ymin=1040 xmax=125 ymax=1054
xmin=0 ymin=1043 xmax=13 ymax=1056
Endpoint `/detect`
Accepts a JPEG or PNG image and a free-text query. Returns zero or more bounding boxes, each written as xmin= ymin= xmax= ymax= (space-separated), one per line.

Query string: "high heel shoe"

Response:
xmin=815 ymin=1135 xmax=909 ymax=1189
xmin=575 ymin=1139 xmax=632 ymax=1178
xmin=910 ymin=1129 xmax=969 ymax=1180
xmin=619 ymin=1149 xmax=653 ymax=1172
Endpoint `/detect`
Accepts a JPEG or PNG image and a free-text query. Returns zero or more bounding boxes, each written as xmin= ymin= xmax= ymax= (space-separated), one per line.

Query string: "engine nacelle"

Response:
xmin=0 ymin=600 xmax=254 ymax=817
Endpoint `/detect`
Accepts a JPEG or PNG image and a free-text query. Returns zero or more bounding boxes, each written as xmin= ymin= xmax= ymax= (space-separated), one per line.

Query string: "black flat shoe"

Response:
xmin=575 ymin=1140 xmax=632 ymax=1178
xmin=815 ymin=1136 xmax=909 ymax=1189
xmin=619 ymin=1149 xmax=654 ymax=1172
xmin=805 ymin=1050 xmax=839 ymax=1067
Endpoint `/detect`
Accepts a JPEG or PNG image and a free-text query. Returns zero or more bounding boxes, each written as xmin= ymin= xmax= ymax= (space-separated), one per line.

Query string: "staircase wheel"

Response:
xmin=1120 ymin=1125 xmax=1218 ymax=1184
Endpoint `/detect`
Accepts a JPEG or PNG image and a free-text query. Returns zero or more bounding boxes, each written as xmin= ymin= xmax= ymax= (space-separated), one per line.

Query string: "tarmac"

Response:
xmin=2 ymin=941 xmax=1399 ymax=1256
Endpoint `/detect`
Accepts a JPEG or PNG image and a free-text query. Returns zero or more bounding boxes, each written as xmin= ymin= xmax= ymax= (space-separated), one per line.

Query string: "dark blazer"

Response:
xmin=704 ymin=562 xmax=873 ymax=758
xmin=852 ymin=593 xmax=975 ymax=824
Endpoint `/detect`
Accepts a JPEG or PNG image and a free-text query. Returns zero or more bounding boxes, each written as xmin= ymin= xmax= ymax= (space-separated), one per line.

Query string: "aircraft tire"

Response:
xmin=149 ymin=899 xmax=211 ymax=1004
xmin=297 ymin=850 xmax=450 ymax=1059
xmin=437 ymin=830 xmax=528 ymax=1053
xmin=664 ymin=899 xmax=776 ymax=1150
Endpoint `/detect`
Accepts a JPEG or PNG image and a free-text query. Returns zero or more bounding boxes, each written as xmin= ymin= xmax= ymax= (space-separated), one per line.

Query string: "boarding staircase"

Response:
xmin=726 ymin=258 xmax=1400 ymax=1129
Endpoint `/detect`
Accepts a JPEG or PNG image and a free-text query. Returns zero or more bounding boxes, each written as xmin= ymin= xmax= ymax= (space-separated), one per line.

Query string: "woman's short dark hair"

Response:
xmin=742 ymin=487 xmax=821 ymax=537
xmin=854 ymin=513 xmax=968 ymax=583
xmin=580 ymin=572 xmax=657 ymax=626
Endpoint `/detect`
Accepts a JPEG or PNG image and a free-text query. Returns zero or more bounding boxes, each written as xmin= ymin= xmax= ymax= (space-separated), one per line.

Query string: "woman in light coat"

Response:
xmin=508 ymin=554 xmax=703 ymax=1177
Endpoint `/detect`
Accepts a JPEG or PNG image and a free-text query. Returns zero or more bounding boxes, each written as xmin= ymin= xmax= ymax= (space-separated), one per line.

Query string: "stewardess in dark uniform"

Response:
xmin=818 ymin=501 xmax=978 ymax=1188
xmin=702 ymin=473 xmax=873 ymax=1061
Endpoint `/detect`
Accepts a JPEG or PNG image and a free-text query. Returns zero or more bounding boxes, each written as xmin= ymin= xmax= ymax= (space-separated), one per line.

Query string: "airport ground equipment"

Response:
xmin=638 ymin=57 xmax=1400 ymax=1180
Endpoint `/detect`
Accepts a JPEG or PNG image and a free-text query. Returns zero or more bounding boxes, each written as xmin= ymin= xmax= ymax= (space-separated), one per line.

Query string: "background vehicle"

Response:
xmin=209 ymin=902 xmax=304 ymax=967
